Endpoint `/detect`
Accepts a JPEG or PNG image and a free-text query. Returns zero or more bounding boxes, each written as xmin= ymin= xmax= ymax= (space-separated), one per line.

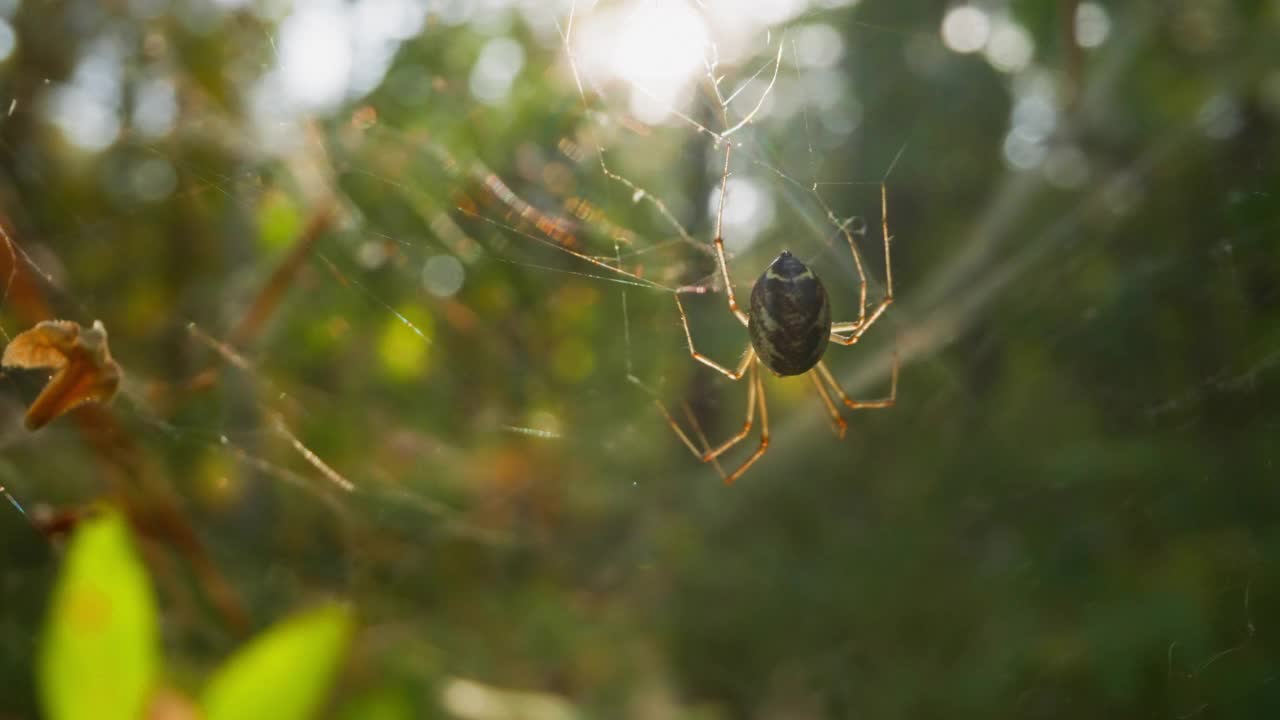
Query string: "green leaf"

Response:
xmin=38 ymin=511 xmax=160 ymax=720
xmin=202 ymin=604 xmax=354 ymax=720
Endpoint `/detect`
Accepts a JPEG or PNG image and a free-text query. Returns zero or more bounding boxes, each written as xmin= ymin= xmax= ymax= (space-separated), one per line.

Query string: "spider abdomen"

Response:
xmin=747 ymin=251 xmax=832 ymax=376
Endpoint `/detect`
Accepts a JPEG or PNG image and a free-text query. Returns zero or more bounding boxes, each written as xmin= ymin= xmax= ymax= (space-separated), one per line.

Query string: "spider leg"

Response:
xmin=723 ymin=362 xmax=770 ymax=485
xmin=681 ymin=401 xmax=725 ymax=480
xmin=699 ymin=355 xmax=759 ymax=462
xmin=630 ymin=352 xmax=756 ymax=466
xmin=829 ymin=298 xmax=891 ymax=345
xmin=814 ymin=353 xmax=899 ymax=411
xmin=641 ymin=398 xmax=701 ymax=457
xmin=676 ymin=293 xmax=755 ymax=379
xmin=809 ymin=370 xmax=847 ymax=438
xmin=712 ymin=142 xmax=750 ymax=327
xmin=829 ymin=183 xmax=894 ymax=345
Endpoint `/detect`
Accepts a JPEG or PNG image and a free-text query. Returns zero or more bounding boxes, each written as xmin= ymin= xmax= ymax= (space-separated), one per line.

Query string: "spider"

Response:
xmin=448 ymin=44 xmax=897 ymax=484
xmin=650 ymin=142 xmax=900 ymax=485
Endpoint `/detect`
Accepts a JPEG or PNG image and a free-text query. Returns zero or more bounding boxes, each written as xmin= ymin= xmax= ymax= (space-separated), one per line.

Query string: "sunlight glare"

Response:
xmin=572 ymin=0 xmax=818 ymax=124
xmin=607 ymin=0 xmax=708 ymax=123
xmin=278 ymin=4 xmax=353 ymax=111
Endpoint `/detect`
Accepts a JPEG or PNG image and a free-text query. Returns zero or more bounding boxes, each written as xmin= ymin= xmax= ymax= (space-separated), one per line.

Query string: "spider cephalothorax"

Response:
xmin=748 ymin=251 xmax=832 ymax=377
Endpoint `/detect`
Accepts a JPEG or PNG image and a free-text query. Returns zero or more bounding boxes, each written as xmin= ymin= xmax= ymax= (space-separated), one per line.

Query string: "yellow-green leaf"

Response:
xmin=39 ymin=512 xmax=159 ymax=720
xmin=202 ymin=604 xmax=354 ymax=720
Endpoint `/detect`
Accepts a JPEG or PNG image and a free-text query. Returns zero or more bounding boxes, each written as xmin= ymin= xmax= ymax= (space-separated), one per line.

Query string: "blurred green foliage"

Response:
xmin=38 ymin=512 xmax=354 ymax=720
xmin=39 ymin=512 xmax=158 ymax=720
xmin=202 ymin=604 xmax=353 ymax=720
xmin=1 ymin=0 xmax=1279 ymax=719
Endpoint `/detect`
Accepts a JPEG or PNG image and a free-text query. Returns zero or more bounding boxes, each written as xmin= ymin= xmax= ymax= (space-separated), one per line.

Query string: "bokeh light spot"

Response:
xmin=793 ymin=24 xmax=845 ymax=69
xmin=0 ymin=19 xmax=15 ymax=62
xmin=941 ymin=6 xmax=990 ymax=54
xmin=128 ymin=157 xmax=177 ymax=204
xmin=1075 ymin=3 xmax=1112 ymax=48
xmin=710 ymin=176 xmax=776 ymax=253
xmin=984 ymin=19 xmax=1034 ymax=73
xmin=470 ymin=37 xmax=525 ymax=105
xmin=422 ymin=255 xmax=466 ymax=298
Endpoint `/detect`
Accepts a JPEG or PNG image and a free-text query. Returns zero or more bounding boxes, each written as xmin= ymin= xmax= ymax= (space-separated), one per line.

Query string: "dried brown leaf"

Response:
xmin=3 ymin=319 xmax=122 ymax=430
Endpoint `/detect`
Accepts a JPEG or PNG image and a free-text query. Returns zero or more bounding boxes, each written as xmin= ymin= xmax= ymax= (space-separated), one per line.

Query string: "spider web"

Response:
xmin=2 ymin=0 xmax=1279 ymax=717
xmin=0 ymin=0 xmax=899 ymax=696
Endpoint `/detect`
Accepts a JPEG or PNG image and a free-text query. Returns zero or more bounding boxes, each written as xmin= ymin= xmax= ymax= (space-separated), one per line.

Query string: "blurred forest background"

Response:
xmin=2 ymin=0 xmax=1280 ymax=717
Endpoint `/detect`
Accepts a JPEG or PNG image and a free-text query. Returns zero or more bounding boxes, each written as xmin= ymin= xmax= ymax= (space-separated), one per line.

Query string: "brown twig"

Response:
xmin=185 ymin=205 xmax=335 ymax=394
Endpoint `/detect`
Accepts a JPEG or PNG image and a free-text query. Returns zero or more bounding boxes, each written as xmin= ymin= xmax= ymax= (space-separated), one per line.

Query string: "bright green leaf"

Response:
xmin=39 ymin=512 xmax=160 ymax=720
xmin=202 ymin=604 xmax=354 ymax=720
